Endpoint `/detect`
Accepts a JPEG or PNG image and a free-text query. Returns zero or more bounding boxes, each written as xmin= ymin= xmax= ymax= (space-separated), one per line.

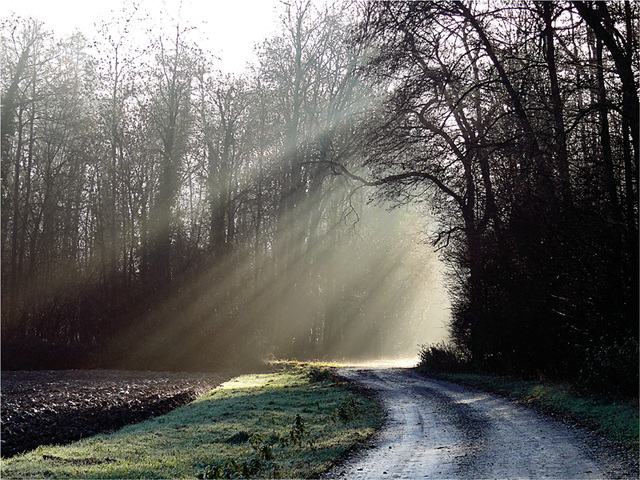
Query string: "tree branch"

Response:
xmin=304 ymin=160 xmax=465 ymax=208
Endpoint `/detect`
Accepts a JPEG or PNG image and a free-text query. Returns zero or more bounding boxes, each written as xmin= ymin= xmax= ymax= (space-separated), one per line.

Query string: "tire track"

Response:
xmin=326 ymin=367 xmax=625 ymax=479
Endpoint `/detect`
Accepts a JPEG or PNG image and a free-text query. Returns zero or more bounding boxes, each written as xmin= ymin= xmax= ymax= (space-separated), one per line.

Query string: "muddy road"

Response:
xmin=327 ymin=367 xmax=635 ymax=479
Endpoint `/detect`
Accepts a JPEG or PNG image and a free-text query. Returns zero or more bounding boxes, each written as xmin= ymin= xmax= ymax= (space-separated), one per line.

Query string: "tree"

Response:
xmin=358 ymin=0 xmax=638 ymax=392
xmin=141 ymin=25 xmax=195 ymax=291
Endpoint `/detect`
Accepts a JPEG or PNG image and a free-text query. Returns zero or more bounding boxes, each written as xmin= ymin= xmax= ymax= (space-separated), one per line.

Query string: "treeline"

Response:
xmin=359 ymin=1 xmax=638 ymax=395
xmin=2 ymin=0 xmax=638 ymax=393
xmin=2 ymin=1 xmax=430 ymax=370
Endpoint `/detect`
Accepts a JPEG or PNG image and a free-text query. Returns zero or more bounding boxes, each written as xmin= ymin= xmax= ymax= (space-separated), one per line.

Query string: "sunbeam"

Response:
xmin=111 ymin=197 xmax=449 ymax=369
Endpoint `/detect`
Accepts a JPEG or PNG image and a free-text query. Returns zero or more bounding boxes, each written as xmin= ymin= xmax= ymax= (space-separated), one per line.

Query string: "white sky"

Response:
xmin=1 ymin=0 xmax=284 ymax=73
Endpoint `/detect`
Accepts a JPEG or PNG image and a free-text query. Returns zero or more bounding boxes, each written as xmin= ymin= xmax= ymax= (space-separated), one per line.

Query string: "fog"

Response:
xmin=114 ymin=199 xmax=450 ymax=370
xmin=2 ymin=0 xmax=451 ymax=371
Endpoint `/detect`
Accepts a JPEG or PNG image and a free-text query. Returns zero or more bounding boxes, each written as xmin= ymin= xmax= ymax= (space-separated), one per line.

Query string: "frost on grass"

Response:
xmin=1 ymin=366 xmax=382 ymax=479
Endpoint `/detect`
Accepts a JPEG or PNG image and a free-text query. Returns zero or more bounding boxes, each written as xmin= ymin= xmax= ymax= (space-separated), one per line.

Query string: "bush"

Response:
xmin=579 ymin=336 xmax=639 ymax=397
xmin=418 ymin=342 xmax=469 ymax=373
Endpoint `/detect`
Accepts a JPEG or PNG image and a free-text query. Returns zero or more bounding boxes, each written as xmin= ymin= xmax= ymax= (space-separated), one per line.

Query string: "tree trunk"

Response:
xmin=573 ymin=1 xmax=639 ymax=169
xmin=542 ymin=1 xmax=573 ymax=209
xmin=595 ymin=37 xmax=620 ymax=215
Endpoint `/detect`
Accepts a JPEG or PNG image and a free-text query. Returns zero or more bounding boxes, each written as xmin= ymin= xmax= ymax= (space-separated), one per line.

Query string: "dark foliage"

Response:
xmin=418 ymin=342 xmax=470 ymax=374
xmin=361 ymin=0 xmax=639 ymax=396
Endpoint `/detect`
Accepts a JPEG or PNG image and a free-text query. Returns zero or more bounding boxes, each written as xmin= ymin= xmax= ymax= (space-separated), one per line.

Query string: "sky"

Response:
xmin=0 ymin=0 xmax=283 ymax=73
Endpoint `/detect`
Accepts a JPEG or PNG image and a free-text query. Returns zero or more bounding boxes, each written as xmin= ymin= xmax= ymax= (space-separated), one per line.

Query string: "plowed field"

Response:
xmin=1 ymin=370 xmax=226 ymax=458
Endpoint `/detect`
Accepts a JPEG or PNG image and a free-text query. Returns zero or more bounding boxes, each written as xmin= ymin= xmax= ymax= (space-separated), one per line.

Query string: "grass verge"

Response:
xmin=1 ymin=363 xmax=382 ymax=479
xmin=418 ymin=368 xmax=639 ymax=452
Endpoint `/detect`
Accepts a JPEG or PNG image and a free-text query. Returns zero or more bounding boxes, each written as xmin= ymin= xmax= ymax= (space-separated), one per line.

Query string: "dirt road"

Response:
xmin=326 ymin=367 xmax=632 ymax=479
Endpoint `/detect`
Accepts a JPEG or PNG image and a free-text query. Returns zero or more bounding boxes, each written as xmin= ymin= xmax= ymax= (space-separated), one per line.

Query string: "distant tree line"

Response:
xmin=359 ymin=0 xmax=638 ymax=395
xmin=2 ymin=1 xmax=414 ymax=370
xmin=1 ymin=0 xmax=439 ymax=371
xmin=2 ymin=0 xmax=637 ymax=395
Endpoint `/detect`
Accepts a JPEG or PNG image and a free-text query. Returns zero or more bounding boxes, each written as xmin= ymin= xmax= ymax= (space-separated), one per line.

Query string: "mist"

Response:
xmin=110 ymin=198 xmax=450 ymax=370
xmin=2 ymin=0 xmax=453 ymax=372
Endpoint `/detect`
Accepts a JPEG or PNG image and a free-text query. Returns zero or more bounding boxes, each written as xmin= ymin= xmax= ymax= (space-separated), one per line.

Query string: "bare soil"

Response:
xmin=1 ymin=369 xmax=226 ymax=458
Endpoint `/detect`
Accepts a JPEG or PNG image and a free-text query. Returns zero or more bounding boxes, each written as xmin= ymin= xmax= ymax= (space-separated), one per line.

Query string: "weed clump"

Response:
xmin=201 ymin=414 xmax=318 ymax=478
xmin=200 ymin=456 xmax=280 ymax=479
xmin=329 ymin=396 xmax=362 ymax=423
xmin=305 ymin=365 xmax=333 ymax=383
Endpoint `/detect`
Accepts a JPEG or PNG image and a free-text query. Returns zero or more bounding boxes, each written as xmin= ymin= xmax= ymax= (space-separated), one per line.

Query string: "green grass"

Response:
xmin=1 ymin=364 xmax=382 ymax=479
xmin=418 ymin=369 xmax=639 ymax=451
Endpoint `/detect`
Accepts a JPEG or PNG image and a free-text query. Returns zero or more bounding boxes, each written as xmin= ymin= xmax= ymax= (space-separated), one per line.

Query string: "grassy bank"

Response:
xmin=1 ymin=364 xmax=382 ymax=479
xmin=418 ymin=368 xmax=639 ymax=451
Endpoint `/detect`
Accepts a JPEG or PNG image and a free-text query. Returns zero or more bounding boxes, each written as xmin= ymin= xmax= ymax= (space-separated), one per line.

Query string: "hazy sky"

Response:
xmin=1 ymin=0 xmax=283 ymax=73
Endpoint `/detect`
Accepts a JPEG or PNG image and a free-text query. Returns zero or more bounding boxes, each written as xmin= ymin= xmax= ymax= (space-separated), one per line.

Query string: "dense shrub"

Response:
xmin=418 ymin=342 xmax=470 ymax=373
xmin=579 ymin=336 xmax=639 ymax=397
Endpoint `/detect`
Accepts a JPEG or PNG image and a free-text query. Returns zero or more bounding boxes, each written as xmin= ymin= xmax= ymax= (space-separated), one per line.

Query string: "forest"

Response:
xmin=1 ymin=0 xmax=637 ymax=396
